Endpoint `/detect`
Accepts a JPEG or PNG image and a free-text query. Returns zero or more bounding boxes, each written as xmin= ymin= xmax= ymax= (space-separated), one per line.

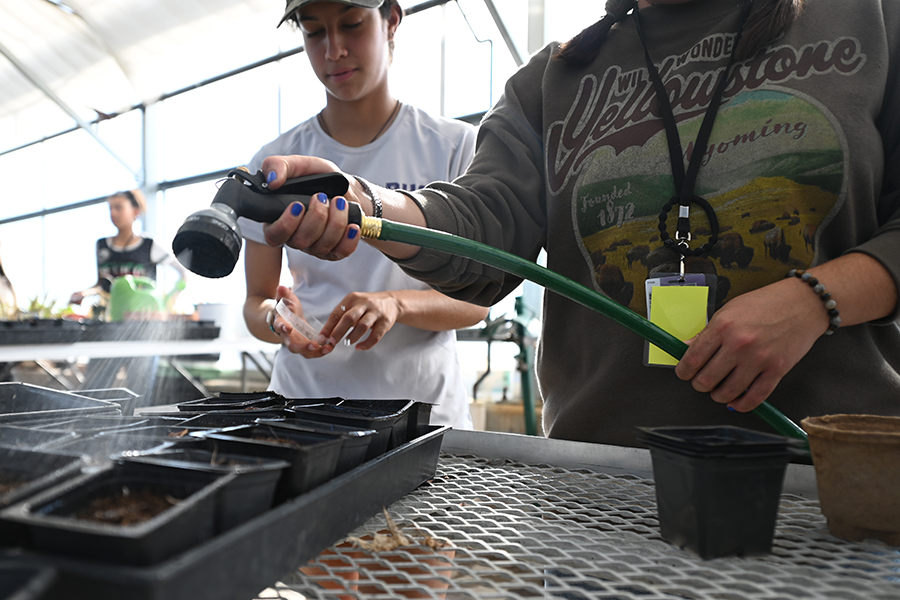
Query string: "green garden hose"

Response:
xmin=360 ymin=216 xmax=808 ymax=442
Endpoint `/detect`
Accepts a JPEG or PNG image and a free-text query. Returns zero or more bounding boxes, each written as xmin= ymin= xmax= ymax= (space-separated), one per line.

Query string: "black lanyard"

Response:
xmin=633 ymin=0 xmax=753 ymax=257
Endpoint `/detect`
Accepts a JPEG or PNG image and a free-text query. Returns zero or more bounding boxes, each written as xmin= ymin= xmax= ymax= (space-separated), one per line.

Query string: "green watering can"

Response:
xmin=107 ymin=275 xmax=164 ymax=321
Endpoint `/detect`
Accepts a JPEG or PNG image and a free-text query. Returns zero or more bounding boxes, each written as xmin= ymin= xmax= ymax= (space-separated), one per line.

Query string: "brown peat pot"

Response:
xmin=802 ymin=414 xmax=900 ymax=545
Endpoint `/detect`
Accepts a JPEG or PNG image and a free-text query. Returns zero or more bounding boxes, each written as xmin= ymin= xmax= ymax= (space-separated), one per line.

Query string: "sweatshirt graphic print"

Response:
xmin=557 ymin=32 xmax=860 ymax=316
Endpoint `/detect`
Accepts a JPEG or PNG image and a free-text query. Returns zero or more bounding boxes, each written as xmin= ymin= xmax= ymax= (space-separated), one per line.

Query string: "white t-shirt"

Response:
xmin=241 ymin=104 xmax=478 ymax=428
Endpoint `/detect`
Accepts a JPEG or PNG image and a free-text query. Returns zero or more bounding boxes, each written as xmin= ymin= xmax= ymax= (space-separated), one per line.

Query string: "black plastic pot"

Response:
xmin=122 ymin=447 xmax=289 ymax=532
xmin=0 ymin=384 xmax=120 ymax=424
xmin=1 ymin=461 xmax=234 ymax=566
xmin=638 ymin=425 xmax=795 ymax=559
xmin=288 ymin=403 xmax=405 ymax=460
xmin=261 ymin=418 xmax=376 ymax=475
xmin=200 ymin=424 xmax=342 ymax=499
xmin=0 ymin=562 xmax=57 ymax=600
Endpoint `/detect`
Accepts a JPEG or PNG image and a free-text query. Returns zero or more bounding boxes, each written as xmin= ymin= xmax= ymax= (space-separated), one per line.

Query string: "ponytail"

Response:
xmin=554 ymin=0 xmax=635 ymax=66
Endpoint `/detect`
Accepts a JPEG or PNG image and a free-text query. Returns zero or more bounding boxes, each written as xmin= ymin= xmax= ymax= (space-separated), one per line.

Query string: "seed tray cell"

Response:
xmin=1 ymin=461 xmax=234 ymax=566
xmin=288 ymin=404 xmax=404 ymax=460
xmin=256 ymin=418 xmax=376 ymax=475
xmin=200 ymin=424 xmax=343 ymax=498
xmin=122 ymin=447 xmax=290 ymax=532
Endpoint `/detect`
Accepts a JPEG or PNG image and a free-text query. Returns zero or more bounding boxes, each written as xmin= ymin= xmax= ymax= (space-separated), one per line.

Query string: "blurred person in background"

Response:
xmin=69 ymin=189 xmax=188 ymax=311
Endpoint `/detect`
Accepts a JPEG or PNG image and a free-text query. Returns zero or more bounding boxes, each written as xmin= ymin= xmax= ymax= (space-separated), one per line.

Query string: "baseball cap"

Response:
xmin=279 ymin=0 xmax=385 ymax=26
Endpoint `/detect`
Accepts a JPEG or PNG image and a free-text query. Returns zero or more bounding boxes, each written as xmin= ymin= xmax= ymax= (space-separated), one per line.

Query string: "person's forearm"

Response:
xmin=243 ymin=295 xmax=281 ymax=344
xmin=389 ymin=289 xmax=489 ymax=331
xmin=802 ymin=252 xmax=897 ymax=332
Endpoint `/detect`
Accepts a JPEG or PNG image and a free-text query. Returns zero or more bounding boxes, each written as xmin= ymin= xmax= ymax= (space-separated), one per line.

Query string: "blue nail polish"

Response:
xmin=266 ymin=171 xmax=277 ymax=184
xmin=291 ymin=203 xmax=303 ymax=216
xmin=348 ymin=228 xmax=358 ymax=240
xmin=336 ymin=197 xmax=346 ymax=211
xmin=316 ymin=192 xmax=328 ymax=203
xmin=727 ymin=405 xmax=736 ymax=412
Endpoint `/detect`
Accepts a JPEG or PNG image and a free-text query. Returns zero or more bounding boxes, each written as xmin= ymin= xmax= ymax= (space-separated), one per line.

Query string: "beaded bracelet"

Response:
xmin=353 ymin=175 xmax=382 ymax=219
xmin=786 ymin=269 xmax=841 ymax=335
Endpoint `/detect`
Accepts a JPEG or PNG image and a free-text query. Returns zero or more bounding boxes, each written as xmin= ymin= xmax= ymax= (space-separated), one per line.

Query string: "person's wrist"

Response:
xmin=786 ymin=269 xmax=841 ymax=335
xmin=353 ymin=175 xmax=382 ymax=219
xmin=265 ymin=306 xmax=278 ymax=335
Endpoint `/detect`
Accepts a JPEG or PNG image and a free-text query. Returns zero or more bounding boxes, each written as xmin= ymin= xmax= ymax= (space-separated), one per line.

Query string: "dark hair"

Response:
xmin=110 ymin=189 xmax=146 ymax=214
xmin=555 ymin=0 xmax=805 ymax=66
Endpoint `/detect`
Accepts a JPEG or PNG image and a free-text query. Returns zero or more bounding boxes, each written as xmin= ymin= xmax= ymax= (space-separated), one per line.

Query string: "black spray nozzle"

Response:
xmin=172 ymin=169 xmax=362 ymax=278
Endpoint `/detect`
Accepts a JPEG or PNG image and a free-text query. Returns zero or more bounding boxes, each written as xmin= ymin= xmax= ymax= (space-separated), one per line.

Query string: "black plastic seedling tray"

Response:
xmin=1 ymin=461 xmax=234 ymax=566
xmin=78 ymin=320 xmax=220 ymax=342
xmin=5 ymin=425 xmax=447 ymax=600
xmin=0 ymin=383 xmax=120 ymax=424
xmin=201 ymin=424 xmax=342 ymax=499
xmin=123 ymin=447 xmax=290 ymax=532
xmin=0 ymin=319 xmax=83 ymax=345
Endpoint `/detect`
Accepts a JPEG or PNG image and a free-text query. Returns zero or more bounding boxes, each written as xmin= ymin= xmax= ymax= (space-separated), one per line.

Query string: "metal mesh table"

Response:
xmin=260 ymin=449 xmax=900 ymax=600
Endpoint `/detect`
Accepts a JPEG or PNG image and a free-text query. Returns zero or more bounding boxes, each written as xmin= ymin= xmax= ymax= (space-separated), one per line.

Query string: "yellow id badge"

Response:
xmin=646 ymin=285 xmax=709 ymax=366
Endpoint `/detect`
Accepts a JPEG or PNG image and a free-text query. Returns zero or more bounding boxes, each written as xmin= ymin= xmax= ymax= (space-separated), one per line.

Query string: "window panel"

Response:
xmin=159 ymin=64 xmax=281 ymax=181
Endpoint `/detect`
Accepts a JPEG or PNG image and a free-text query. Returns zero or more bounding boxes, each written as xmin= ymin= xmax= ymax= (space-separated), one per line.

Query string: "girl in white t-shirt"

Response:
xmin=241 ymin=0 xmax=487 ymax=428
